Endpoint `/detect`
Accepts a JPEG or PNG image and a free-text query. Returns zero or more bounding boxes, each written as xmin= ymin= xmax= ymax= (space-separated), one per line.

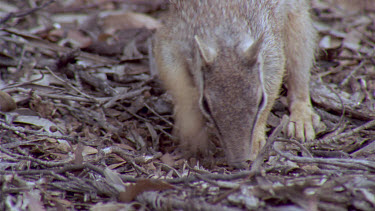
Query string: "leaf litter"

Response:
xmin=0 ymin=0 xmax=375 ymax=210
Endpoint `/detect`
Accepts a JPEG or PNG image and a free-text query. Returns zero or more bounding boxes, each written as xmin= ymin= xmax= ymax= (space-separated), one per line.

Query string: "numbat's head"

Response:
xmin=194 ymin=35 xmax=267 ymax=168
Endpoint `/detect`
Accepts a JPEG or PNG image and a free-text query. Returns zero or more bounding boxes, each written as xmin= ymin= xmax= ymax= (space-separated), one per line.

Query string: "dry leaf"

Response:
xmin=0 ymin=90 xmax=17 ymax=112
xmin=160 ymin=153 xmax=175 ymax=167
xmin=14 ymin=115 xmax=60 ymax=133
xmin=319 ymin=35 xmax=342 ymax=49
xmin=104 ymin=168 xmax=126 ymax=192
xmin=100 ymin=11 xmax=161 ymax=34
xmin=90 ymin=202 xmax=133 ymax=211
xmin=343 ymin=30 xmax=362 ymax=51
xmin=108 ymin=161 xmax=127 ymax=170
xmin=73 ymin=143 xmax=84 ymax=165
xmin=82 ymin=145 xmax=99 ymax=156
xmin=25 ymin=191 xmax=46 ymax=211
xmin=66 ymin=29 xmax=92 ymax=48
xmin=119 ymin=179 xmax=174 ymax=202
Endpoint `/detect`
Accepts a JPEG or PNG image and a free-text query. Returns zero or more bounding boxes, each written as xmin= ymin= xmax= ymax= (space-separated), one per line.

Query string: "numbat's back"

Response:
xmin=154 ymin=0 xmax=320 ymax=168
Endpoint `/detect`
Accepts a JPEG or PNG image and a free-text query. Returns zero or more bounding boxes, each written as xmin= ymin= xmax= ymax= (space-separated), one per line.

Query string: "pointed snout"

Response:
xmin=220 ymin=132 xmax=253 ymax=169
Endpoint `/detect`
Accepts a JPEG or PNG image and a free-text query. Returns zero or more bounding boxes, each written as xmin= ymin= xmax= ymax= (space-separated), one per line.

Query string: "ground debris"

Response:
xmin=0 ymin=0 xmax=375 ymax=210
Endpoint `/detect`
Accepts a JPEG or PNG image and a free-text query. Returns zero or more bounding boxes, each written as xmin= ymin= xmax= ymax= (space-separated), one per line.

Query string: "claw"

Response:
xmin=287 ymin=101 xmax=320 ymax=142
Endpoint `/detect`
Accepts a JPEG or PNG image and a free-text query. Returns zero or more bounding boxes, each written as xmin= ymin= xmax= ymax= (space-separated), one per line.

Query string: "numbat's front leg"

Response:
xmin=284 ymin=1 xmax=320 ymax=141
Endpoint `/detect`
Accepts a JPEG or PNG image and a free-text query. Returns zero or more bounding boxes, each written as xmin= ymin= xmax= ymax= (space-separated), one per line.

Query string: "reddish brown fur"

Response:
xmin=154 ymin=0 xmax=320 ymax=168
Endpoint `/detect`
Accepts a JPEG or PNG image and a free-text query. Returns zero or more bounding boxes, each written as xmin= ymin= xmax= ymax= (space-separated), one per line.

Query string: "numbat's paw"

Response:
xmin=287 ymin=101 xmax=320 ymax=142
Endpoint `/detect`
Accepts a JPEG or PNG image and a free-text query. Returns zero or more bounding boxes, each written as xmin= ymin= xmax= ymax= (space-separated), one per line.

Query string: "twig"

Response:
xmin=117 ymin=103 xmax=150 ymax=122
xmin=276 ymin=138 xmax=313 ymax=158
xmin=0 ymin=0 xmax=56 ymax=25
xmin=0 ymin=145 xmax=73 ymax=167
xmin=45 ymin=66 xmax=96 ymax=101
xmin=319 ymin=85 xmax=347 ymax=140
xmin=327 ymin=86 xmax=346 ymax=132
xmin=250 ymin=115 xmax=289 ymax=175
xmin=37 ymin=92 xmax=96 ymax=103
xmin=323 ymin=119 xmax=375 ymax=143
xmin=154 ymin=124 xmax=176 ymax=139
xmin=310 ymin=80 xmax=375 ymax=121
xmin=195 ymin=174 xmax=240 ymax=189
xmin=273 ymin=145 xmax=375 ymax=172
xmin=137 ymin=191 xmax=243 ymax=211
xmin=0 ymin=121 xmax=76 ymax=142
xmin=16 ymin=45 xmax=26 ymax=71
xmin=154 ymin=162 xmax=182 ymax=178
xmin=3 ymin=28 xmax=118 ymax=64
xmin=134 ymin=152 xmax=163 ymax=165
xmin=148 ymin=38 xmax=158 ymax=78
xmin=102 ymin=87 xmax=150 ymax=108
xmin=144 ymin=102 xmax=174 ymax=126
xmin=2 ymin=71 xmax=48 ymax=90
xmin=108 ymin=146 xmax=149 ymax=176
xmin=340 ymin=61 xmax=365 ymax=87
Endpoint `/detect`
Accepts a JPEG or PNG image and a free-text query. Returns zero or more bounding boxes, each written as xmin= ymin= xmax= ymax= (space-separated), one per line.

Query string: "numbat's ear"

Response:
xmin=240 ymin=34 xmax=264 ymax=66
xmin=195 ymin=36 xmax=217 ymax=64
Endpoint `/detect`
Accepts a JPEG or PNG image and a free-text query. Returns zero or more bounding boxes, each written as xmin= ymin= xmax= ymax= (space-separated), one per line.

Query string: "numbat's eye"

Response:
xmin=258 ymin=93 xmax=266 ymax=111
xmin=202 ymin=96 xmax=212 ymax=115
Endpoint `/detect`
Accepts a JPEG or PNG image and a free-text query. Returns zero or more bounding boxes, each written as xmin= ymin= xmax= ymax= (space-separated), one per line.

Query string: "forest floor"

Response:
xmin=0 ymin=0 xmax=375 ymax=210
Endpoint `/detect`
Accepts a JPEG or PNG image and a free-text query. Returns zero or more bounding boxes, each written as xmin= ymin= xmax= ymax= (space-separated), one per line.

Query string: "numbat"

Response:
xmin=154 ymin=0 xmax=320 ymax=168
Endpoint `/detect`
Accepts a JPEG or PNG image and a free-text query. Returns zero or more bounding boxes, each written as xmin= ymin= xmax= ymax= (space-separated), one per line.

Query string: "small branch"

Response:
xmin=144 ymin=102 xmax=174 ymax=126
xmin=322 ymin=119 xmax=375 ymax=143
xmin=276 ymin=138 xmax=313 ymax=158
xmin=137 ymin=191 xmax=242 ymax=211
xmin=250 ymin=115 xmax=289 ymax=175
xmin=0 ymin=145 xmax=73 ymax=167
xmin=340 ymin=61 xmax=365 ymax=87
xmin=273 ymin=145 xmax=375 ymax=172
xmin=0 ymin=121 xmax=76 ymax=142
xmin=0 ymin=0 xmax=56 ymax=25
xmin=102 ymin=87 xmax=150 ymax=108
xmin=45 ymin=66 xmax=97 ymax=102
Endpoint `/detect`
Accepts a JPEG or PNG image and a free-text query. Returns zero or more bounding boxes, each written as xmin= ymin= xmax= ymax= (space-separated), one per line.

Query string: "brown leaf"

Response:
xmin=73 ymin=143 xmax=84 ymax=165
xmin=0 ymin=90 xmax=17 ymax=112
xmin=160 ymin=153 xmax=175 ymax=167
xmin=46 ymin=29 xmax=65 ymax=42
xmin=319 ymin=35 xmax=342 ymax=50
xmin=108 ymin=161 xmax=127 ymax=170
xmin=119 ymin=179 xmax=174 ymax=203
xmin=25 ymin=191 xmax=46 ymax=211
xmin=104 ymin=168 xmax=126 ymax=192
xmin=100 ymin=11 xmax=161 ymax=34
xmin=82 ymin=145 xmax=99 ymax=156
xmin=90 ymin=202 xmax=133 ymax=211
xmin=343 ymin=30 xmax=362 ymax=51
xmin=66 ymin=29 xmax=92 ymax=48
